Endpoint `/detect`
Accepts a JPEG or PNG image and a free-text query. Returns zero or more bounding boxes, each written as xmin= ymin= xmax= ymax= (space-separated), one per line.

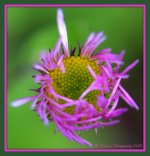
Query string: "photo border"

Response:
xmin=4 ymin=4 xmax=146 ymax=152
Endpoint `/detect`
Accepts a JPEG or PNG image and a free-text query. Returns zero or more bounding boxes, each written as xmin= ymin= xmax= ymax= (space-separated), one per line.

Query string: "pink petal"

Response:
xmin=110 ymin=108 xmax=128 ymax=118
xmin=11 ymin=96 xmax=36 ymax=107
xmin=33 ymin=63 xmax=49 ymax=74
xmin=87 ymin=65 xmax=97 ymax=79
xmin=57 ymin=9 xmax=69 ymax=57
xmin=81 ymin=32 xmax=95 ymax=56
xmin=53 ymin=37 xmax=62 ymax=61
xmin=119 ymin=85 xmax=139 ymax=110
xmin=121 ymin=60 xmax=139 ymax=75
xmin=105 ymin=78 xmax=121 ymax=108
xmin=106 ymin=96 xmax=119 ymax=116
xmin=100 ymin=120 xmax=120 ymax=126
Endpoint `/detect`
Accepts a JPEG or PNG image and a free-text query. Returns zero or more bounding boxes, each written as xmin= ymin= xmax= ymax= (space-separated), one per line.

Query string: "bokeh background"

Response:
xmin=7 ymin=7 xmax=143 ymax=149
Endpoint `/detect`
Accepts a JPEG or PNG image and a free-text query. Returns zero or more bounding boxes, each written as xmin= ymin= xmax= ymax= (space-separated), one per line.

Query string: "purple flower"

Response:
xmin=11 ymin=9 xmax=139 ymax=146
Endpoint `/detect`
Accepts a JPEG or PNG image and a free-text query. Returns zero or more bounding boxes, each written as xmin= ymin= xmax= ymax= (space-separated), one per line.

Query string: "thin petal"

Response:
xmin=33 ymin=75 xmax=45 ymax=83
xmin=40 ymin=50 xmax=47 ymax=62
xmin=31 ymin=94 xmax=41 ymax=109
xmin=53 ymin=37 xmax=62 ymax=61
xmin=81 ymin=32 xmax=95 ymax=56
xmin=69 ymin=130 xmax=92 ymax=146
xmin=105 ymin=78 xmax=121 ymax=108
xmin=57 ymin=9 xmax=69 ymax=56
xmin=110 ymin=108 xmax=128 ymax=118
xmin=84 ymin=32 xmax=95 ymax=46
xmin=121 ymin=60 xmax=139 ymax=74
xmin=57 ymin=55 xmax=65 ymax=73
xmin=100 ymin=120 xmax=120 ymax=126
xmin=11 ymin=96 xmax=35 ymax=107
xmin=106 ymin=97 xmax=119 ymax=116
xmin=96 ymin=48 xmax=111 ymax=54
xmin=33 ymin=64 xmax=49 ymax=74
xmin=76 ymin=116 xmax=102 ymax=124
xmin=81 ymin=32 xmax=106 ymax=57
xmin=101 ymin=65 xmax=113 ymax=78
xmin=87 ymin=65 xmax=97 ymax=79
xmin=119 ymin=85 xmax=139 ymax=110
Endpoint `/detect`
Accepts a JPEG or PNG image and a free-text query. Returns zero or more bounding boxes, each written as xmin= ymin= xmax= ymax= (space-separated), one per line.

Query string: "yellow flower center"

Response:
xmin=49 ymin=56 xmax=101 ymax=114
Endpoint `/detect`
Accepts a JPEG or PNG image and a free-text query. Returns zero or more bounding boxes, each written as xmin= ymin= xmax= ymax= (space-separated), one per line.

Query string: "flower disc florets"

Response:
xmin=49 ymin=56 xmax=101 ymax=114
xmin=11 ymin=9 xmax=139 ymax=146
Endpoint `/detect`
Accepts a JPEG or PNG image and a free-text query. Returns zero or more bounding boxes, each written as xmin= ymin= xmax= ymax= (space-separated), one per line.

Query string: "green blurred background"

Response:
xmin=7 ymin=7 xmax=143 ymax=149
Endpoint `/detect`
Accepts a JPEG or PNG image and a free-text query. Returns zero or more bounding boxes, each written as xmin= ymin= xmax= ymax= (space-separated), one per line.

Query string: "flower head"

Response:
xmin=11 ymin=9 xmax=139 ymax=146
